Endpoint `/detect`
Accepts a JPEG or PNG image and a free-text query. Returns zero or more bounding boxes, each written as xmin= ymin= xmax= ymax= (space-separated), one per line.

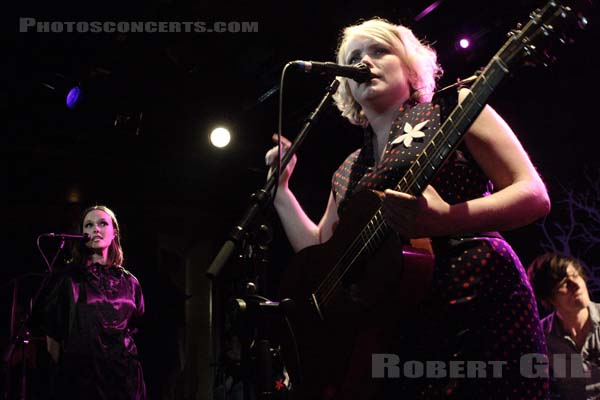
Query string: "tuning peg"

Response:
xmin=541 ymin=24 xmax=554 ymax=36
xmin=530 ymin=8 xmax=542 ymax=21
xmin=507 ymin=29 xmax=521 ymax=38
xmin=578 ymin=15 xmax=588 ymax=30
xmin=522 ymin=44 xmax=537 ymax=57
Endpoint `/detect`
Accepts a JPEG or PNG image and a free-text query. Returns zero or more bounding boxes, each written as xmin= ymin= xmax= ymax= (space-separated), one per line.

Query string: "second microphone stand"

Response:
xmin=207 ymin=78 xmax=341 ymax=400
xmin=206 ymin=77 xmax=340 ymax=280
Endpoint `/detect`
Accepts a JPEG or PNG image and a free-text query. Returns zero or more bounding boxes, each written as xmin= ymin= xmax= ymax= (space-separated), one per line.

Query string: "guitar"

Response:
xmin=278 ymin=2 xmax=590 ymax=399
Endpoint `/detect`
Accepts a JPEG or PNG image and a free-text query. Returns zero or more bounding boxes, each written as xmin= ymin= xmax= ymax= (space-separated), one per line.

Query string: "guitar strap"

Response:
xmin=339 ymin=89 xmax=458 ymax=215
xmin=346 ymin=127 xmax=376 ymax=209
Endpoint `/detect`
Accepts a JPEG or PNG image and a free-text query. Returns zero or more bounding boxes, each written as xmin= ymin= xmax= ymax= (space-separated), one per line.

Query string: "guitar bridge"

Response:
xmin=310 ymin=293 xmax=325 ymax=321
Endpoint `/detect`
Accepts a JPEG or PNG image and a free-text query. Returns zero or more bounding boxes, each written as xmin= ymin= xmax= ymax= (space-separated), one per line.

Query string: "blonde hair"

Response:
xmin=333 ymin=18 xmax=443 ymax=126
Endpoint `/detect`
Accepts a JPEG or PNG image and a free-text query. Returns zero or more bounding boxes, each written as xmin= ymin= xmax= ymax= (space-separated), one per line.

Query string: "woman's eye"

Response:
xmin=84 ymin=223 xmax=92 ymax=228
xmin=375 ymin=47 xmax=389 ymax=55
xmin=348 ymin=55 xmax=360 ymax=64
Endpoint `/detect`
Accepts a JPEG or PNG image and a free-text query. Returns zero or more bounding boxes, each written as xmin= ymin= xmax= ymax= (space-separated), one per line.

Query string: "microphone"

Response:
xmin=232 ymin=296 xmax=295 ymax=315
xmin=42 ymin=233 xmax=91 ymax=241
xmin=291 ymin=61 xmax=374 ymax=83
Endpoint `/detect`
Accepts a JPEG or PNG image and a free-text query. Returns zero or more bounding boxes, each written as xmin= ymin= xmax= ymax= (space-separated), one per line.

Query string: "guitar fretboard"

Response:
xmin=313 ymin=0 xmax=579 ymax=309
xmin=314 ymin=57 xmax=511 ymax=307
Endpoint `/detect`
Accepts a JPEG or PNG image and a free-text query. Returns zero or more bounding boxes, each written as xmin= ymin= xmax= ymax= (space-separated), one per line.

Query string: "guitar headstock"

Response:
xmin=500 ymin=0 xmax=592 ymax=68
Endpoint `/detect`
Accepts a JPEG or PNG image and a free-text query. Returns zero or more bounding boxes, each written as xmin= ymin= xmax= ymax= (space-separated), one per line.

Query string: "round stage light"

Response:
xmin=210 ymin=127 xmax=231 ymax=148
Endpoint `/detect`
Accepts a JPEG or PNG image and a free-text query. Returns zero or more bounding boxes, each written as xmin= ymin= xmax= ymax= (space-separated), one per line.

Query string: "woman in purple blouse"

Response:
xmin=39 ymin=205 xmax=146 ymax=400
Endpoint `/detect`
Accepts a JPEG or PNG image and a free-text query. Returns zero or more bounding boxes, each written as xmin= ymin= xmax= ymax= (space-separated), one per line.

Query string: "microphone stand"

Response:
xmin=206 ymin=77 xmax=340 ymax=280
xmin=231 ymin=294 xmax=295 ymax=399
xmin=3 ymin=279 xmax=55 ymax=400
xmin=2 ymin=238 xmax=65 ymax=400
xmin=206 ymin=78 xmax=340 ymax=399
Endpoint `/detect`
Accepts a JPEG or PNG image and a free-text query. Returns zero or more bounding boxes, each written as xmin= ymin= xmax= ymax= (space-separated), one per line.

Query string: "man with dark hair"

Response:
xmin=528 ymin=252 xmax=600 ymax=399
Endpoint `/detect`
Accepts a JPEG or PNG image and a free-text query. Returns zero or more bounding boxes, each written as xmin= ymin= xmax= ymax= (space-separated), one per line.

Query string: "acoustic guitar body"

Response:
xmin=278 ymin=189 xmax=434 ymax=399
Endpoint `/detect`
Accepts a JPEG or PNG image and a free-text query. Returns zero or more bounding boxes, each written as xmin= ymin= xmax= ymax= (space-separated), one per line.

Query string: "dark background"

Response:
xmin=3 ymin=0 xmax=600 ymax=398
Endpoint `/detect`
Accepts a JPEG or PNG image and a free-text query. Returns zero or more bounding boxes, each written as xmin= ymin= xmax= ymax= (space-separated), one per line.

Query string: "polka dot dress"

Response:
xmin=331 ymin=97 xmax=549 ymax=399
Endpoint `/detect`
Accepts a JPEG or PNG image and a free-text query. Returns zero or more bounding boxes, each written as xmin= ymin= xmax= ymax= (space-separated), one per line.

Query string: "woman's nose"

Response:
xmin=567 ymin=279 xmax=581 ymax=291
xmin=360 ymin=54 xmax=374 ymax=67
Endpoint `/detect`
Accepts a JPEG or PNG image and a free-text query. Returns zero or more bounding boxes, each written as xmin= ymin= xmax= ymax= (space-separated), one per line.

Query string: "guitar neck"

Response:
xmin=311 ymin=0 xmax=587 ymax=309
xmin=361 ymin=51 xmax=513 ymax=250
xmin=398 ymin=56 xmax=512 ymax=197
xmin=358 ymin=0 xmax=585 ymax=250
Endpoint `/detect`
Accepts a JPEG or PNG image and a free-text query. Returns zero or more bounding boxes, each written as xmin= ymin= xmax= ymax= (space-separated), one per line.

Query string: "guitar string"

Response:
xmin=316 ymin=97 xmax=477 ymax=306
xmin=315 ymin=207 xmax=388 ymax=304
xmin=315 ymin=105 xmax=471 ymax=304
xmin=314 ymin=4 xmax=568 ymax=307
xmin=318 ymin=210 xmax=390 ymax=306
xmin=315 ymin=100 xmax=468 ymax=302
xmin=313 ymin=117 xmax=455 ymax=304
xmin=313 ymin=210 xmax=381 ymax=302
xmin=316 ymin=86 xmax=489 ymax=306
xmin=316 ymin=108 xmax=472 ymax=306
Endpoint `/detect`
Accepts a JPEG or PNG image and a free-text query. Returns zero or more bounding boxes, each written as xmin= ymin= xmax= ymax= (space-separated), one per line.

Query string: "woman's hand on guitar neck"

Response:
xmin=381 ymin=185 xmax=452 ymax=238
xmin=265 ymin=134 xmax=297 ymax=191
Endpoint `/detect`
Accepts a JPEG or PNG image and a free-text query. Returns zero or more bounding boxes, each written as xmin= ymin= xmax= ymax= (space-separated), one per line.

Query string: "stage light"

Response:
xmin=66 ymin=186 xmax=82 ymax=203
xmin=458 ymin=37 xmax=471 ymax=49
xmin=66 ymin=86 xmax=82 ymax=109
xmin=414 ymin=0 xmax=444 ymax=22
xmin=210 ymin=127 xmax=231 ymax=148
xmin=40 ymin=72 xmax=86 ymax=110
